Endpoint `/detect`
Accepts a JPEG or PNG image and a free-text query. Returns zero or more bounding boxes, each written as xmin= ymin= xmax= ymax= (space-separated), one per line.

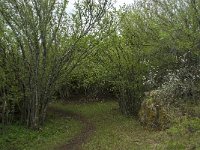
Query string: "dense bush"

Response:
xmin=145 ymin=52 xmax=200 ymax=105
xmin=0 ymin=0 xmax=113 ymax=128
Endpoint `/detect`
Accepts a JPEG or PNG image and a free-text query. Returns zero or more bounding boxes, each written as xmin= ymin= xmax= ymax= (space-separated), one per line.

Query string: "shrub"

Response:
xmin=139 ymin=92 xmax=171 ymax=130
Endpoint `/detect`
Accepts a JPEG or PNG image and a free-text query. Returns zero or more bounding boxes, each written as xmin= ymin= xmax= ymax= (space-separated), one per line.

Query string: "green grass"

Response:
xmin=1 ymin=101 xmax=200 ymax=150
xmin=0 ymin=111 xmax=82 ymax=150
xmin=53 ymin=101 xmax=200 ymax=150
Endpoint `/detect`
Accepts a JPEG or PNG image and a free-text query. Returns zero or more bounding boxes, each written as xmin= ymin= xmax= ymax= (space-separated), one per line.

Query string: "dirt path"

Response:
xmin=49 ymin=106 xmax=95 ymax=150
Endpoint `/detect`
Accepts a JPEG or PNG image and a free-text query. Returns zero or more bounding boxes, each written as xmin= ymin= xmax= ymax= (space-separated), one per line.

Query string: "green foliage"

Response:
xmin=0 ymin=0 xmax=200 ymax=140
xmin=0 ymin=0 xmax=114 ymax=128
xmin=58 ymin=0 xmax=200 ymax=117
xmin=113 ymin=0 xmax=200 ymax=116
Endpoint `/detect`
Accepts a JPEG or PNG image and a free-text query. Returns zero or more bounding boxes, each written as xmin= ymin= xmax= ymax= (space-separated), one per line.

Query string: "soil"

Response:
xmin=49 ymin=106 xmax=95 ymax=150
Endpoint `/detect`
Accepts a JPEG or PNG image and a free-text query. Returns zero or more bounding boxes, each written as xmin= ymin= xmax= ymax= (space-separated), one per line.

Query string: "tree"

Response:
xmin=117 ymin=0 xmax=200 ymax=115
xmin=0 ymin=0 xmax=113 ymax=129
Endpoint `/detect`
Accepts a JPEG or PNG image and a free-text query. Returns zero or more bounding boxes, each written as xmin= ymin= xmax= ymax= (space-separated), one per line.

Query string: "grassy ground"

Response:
xmin=53 ymin=101 xmax=200 ymax=150
xmin=1 ymin=101 xmax=200 ymax=150
xmin=0 ymin=111 xmax=82 ymax=150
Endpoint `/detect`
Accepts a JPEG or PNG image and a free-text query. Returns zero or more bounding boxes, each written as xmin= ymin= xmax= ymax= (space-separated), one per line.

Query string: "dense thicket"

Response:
xmin=116 ymin=0 xmax=200 ymax=114
xmin=0 ymin=0 xmax=200 ymax=128
xmin=0 ymin=0 xmax=113 ymax=129
xmin=62 ymin=0 xmax=200 ymax=116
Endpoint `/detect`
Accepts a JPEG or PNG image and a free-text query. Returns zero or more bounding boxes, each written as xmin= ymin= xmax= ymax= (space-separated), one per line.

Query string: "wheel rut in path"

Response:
xmin=49 ymin=106 xmax=95 ymax=150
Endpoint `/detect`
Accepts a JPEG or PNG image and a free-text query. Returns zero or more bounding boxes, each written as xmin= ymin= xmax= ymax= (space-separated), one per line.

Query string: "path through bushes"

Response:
xmin=49 ymin=106 xmax=95 ymax=150
xmin=51 ymin=101 xmax=200 ymax=150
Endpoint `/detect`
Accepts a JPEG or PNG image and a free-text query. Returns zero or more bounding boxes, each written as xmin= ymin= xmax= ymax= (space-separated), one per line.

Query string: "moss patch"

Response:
xmin=139 ymin=98 xmax=171 ymax=130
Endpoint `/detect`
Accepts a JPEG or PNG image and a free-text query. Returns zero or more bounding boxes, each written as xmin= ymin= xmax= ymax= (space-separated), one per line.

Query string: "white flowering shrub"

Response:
xmin=145 ymin=52 xmax=200 ymax=104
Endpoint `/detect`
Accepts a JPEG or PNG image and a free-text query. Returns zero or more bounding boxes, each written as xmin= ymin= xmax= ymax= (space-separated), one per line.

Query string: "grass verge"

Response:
xmin=0 ymin=111 xmax=82 ymax=150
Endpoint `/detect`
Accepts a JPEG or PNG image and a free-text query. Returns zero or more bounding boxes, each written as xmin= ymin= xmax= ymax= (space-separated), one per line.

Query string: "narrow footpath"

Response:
xmin=49 ymin=106 xmax=95 ymax=150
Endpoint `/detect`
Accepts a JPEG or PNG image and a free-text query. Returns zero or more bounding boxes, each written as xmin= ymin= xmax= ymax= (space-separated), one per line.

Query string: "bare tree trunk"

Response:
xmin=2 ymin=100 xmax=7 ymax=125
